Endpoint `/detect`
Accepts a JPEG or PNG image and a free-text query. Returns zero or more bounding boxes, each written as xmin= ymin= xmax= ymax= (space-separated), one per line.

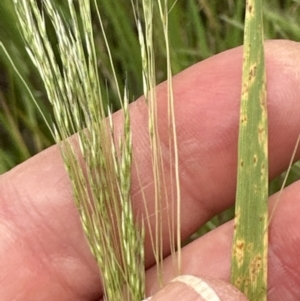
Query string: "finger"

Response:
xmin=0 ymin=150 xmax=101 ymax=300
xmin=146 ymin=275 xmax=248 ymax=301
xmin=1 ymin=40 xmax=300 ymax=300
xmin=129 ymin=39 xmax=300 ymax=260
xmin=145 ymin=180 xmax=300 ymax=300
xmin=133 ymin=41 xmax=300 ymax=255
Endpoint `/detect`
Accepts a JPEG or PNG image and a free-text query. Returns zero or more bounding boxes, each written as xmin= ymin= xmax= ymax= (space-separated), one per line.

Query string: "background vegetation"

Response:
xmin=0 ymin=0 xmax=299 ymax=173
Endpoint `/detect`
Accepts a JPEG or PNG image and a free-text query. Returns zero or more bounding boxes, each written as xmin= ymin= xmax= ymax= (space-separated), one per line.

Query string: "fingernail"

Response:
xmin=172 ymin=275 xmax=221 ymax=301
xmin=148 ymin=275 xmax=221 ymax=301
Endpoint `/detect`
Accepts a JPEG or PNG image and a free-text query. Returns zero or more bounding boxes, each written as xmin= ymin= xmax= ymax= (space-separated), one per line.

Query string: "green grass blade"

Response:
xmin=231 ymin=1 xmax=268 ymax=301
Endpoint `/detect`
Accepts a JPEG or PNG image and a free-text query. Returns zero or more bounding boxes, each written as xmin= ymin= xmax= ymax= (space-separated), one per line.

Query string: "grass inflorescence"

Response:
xmin=13 ymin=0 xmax=146 ymax=300
xmin=12 ymin=0 xmax=182 ymax=300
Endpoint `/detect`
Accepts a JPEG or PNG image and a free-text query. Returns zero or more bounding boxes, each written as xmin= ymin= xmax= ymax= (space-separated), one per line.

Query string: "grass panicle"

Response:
xmin=157 ymin=0 xmax=182 ymax=274
xmin=134 ymin=0 xmax=182 ymax=285
xmin=13 ymin=0 xmax=182 ymax=299
xmin=231 ymin=1 xmax=268 ymax=300
xmin=13 ymin=0 xmax=144 ymax=300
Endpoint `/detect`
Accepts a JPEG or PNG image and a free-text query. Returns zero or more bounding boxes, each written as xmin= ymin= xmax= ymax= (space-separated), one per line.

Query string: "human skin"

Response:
xmin=0 ymin=40 xmax=300 ymax=301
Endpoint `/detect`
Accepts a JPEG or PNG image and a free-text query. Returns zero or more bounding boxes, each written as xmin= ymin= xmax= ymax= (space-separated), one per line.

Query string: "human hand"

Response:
xmin=0 ymin=40 xmax=299 ymax=301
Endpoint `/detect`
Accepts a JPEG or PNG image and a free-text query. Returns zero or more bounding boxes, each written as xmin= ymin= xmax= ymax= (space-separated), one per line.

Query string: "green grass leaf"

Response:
xmin=231 ymin=1 xmax=268 ymax=300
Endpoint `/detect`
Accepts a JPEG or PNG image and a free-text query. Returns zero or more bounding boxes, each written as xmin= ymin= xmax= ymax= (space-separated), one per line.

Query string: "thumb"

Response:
xmin=143 ymin=275 xmax=248 ymax=301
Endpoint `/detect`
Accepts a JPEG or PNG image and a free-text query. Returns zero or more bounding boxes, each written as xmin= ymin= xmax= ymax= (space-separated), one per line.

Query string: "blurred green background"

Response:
xmin=0 ymin=0 xmax=299 ymax=188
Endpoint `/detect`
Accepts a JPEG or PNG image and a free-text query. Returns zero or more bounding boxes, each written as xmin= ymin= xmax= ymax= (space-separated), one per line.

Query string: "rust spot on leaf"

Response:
xmin=237 ymin=241 xmax=244 ymax=250
xmin=241 ymin=115 xmax=247 ymax=123
xmin=233 ymin=239 xmax=245 ymax=267
xmin=250 ymin=255 xmax=263 ymax=281
xmin=249 ymin=65 xmax=257 ymax=81
xmin=247 ymin=3 xmax=254 ymax=14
